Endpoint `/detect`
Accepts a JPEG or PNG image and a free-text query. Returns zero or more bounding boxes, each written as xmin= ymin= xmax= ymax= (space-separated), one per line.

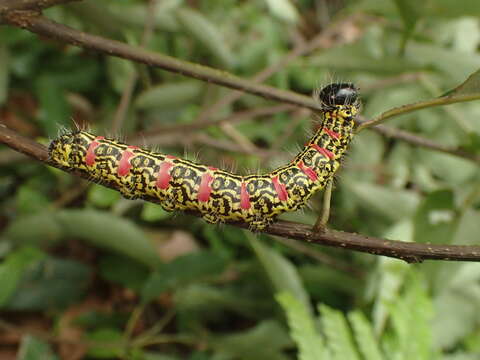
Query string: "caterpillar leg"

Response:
xmin=118 ymin=183 xmax=139 ymax=200
xmin=202 ymin=212 xmax=220 ymax=225
xmin=247 ymin=216 xmax=275 ymax=232
xmin=161 ymin=198 xmax=176 ymax=212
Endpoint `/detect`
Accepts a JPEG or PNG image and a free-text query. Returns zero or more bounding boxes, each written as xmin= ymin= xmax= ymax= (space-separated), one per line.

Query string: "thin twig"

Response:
xmin=2 ymin=124 xmax=480 ymax=263
xmin=357 ymin=93 xmax=480 ymax=132
xmin=124 ymin=305 xmax=145 ymax=347
xmin=218 ymin=122 xmax=258 ymax=154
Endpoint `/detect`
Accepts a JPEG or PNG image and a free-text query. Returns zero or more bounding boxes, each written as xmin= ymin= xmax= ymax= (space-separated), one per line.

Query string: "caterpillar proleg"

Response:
xmin=48 ymin=83 xmax=360 ymax=230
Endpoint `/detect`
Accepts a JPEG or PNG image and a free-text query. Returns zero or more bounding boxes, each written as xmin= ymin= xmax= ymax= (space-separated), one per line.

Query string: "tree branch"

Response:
xmin=2 ymin=124 xmax=480 ymax=263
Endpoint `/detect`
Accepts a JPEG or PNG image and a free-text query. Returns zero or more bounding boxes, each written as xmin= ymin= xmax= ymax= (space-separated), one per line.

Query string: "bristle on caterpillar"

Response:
xmin=48 ymin=83 xmax=360 ymax=230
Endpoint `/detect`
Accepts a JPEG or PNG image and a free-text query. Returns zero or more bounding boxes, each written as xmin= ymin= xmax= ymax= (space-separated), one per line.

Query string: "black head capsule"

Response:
xmin=318 ymin=83 xmax=358 ymax=106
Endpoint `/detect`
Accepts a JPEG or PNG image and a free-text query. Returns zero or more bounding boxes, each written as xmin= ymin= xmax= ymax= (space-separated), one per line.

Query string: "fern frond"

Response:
xmin=319 ymin=304 xmax=360 ymax=360
xmin=277 ymin=292 xmax=329 ymax=360
xmin=348 ymin=311 xmax=384 ymax=360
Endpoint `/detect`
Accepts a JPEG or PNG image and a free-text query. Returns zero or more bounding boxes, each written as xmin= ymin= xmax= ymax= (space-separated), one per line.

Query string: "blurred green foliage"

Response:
xmin=1 ymin=0 xmax=480 ymax=359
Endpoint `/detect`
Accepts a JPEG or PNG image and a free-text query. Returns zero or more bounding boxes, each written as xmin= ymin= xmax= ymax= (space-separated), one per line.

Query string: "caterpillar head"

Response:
xmin=318 ymin=83 xmax=357 ymax=106
xmin=317 ymin=83 xmax=360 ymax=120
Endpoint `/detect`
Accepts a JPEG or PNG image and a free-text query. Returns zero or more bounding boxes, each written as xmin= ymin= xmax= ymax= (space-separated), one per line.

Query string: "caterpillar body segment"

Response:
xmin=48 ymin=83 xmax=360 ymax=230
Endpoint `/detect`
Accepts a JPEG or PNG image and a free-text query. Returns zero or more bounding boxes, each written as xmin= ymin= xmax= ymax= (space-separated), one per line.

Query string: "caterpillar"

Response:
xmin=48 ymin=83 xmax=360 ymax=231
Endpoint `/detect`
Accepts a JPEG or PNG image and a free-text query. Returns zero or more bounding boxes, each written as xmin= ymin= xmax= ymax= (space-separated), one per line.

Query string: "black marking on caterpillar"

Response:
xmin=48 ymin=83 xmax=360 ymax=230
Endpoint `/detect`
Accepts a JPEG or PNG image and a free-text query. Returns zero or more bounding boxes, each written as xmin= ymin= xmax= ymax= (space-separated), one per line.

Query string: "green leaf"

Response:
xmin=56 ymin=209 xmax=160 ymax=267
xmin=135 ymin=81 xmax=203 ymax=110
xmin=247 ymin=233 xmax=311 ymax=314
xmin=176 ymin=7 xmax=235 ymax=68
xmin=348 ymin=311 xmax=384 ymax=360
xmin=389 ymin=272 xmax=433 ymax=359
xmin=308 ymin=42 xmax=424 ymax=75
xmin=264 ymin=0 xmax=299 ymax=23
xmin=432 ymin=263 xmax=480 ymax=349
xmin=34 ymin=75 xmax=71 ymax=136
xmin=418 ymin=150 xmax=478 ymax=185
xmin=453 ymin=209 xmax=480 ymax=246
xmin=0 ymin=247 xmax=45 ymax=307
xmin=460 ymin=132 xmax=480 ymax=154
xmin=75 ymin=310 xmax=128 ymax=330
xmin=444 ymin=68 xmax=480 ymax=97
xmin=299 ymin=265 xmax=361 ymax=306
xmin=99 ymin=254 xmax=150 ymax=292
xmin=87 ymin=184 xmax=121 ymax=208
xmin=5 ymin=212 xmax=63 ymax=249
xmin=5 ymin=257 xmax=91 ymax=310
xmin=344 ymin=181 xmax=419 ymax=222
xmin=16 ymin=185 xmax=51 ymax=215
xmin=392 ymin=0 xmax=423 ymax=39
xmin=175 ymin=283 xmax=261 ymax=319
xmin=97 ymin=1 xmax=180 ymax=32
xmin=414 ymin=190 xmax=458 ymax=244
xmin=142 ymin=251 xmax=227 ymax=303
xmin=213 ymin=320 xmax=292 ymax=360
xmin=202 ymin=226 xmax=234 ymax=259
xmin=86 ymin=328 xmax=124 ymax=359
xmin=406 ymin=43 xmax=480 ymax=82
xmin=17 ymin=335 xmax=58 ymax=360
xmin=277 ymin=292 xmax=326 ymax=360
xmin=372 ymin=221 xmax=412 ymax=335
xmin=106 ymin=56 xmax=136 ymax=94
xmin=425 ymin=0 xmax=480 ymax=18
xmin=319 ymin=304 xmax=360 ymax=360
xmin=141 ymin=202 xmax=172 ymax=222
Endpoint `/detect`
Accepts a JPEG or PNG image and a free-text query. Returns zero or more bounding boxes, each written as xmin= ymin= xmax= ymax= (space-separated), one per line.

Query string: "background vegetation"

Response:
xmin=1 ymin=0 xmax=480 ymax=359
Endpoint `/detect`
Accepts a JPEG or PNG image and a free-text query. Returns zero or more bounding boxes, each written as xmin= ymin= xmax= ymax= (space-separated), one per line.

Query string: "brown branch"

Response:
xmin=2 ymin=124 xmax=480 ymax=263
xmin=1 ymin=11 xmax=322 ymax=112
